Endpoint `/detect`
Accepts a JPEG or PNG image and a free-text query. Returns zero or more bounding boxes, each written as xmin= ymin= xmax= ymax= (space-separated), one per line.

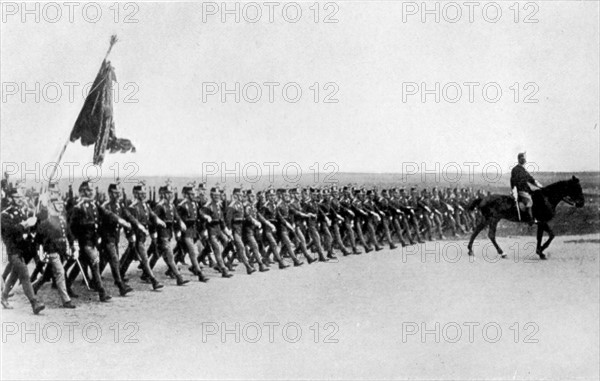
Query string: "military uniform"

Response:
xmin=177 ymin=190 xmax=209 ymax=281
xmin=68 ymin=193 xmax=117 ymax=301
xmin=152 ymin=189 xmax=189 ymax=285
xmin=1 ymin=198 xmax=45 ymax=313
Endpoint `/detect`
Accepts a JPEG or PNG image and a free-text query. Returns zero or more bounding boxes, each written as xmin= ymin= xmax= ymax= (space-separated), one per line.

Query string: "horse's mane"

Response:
xmin=539 ymin=178 xmax=574 ymax=195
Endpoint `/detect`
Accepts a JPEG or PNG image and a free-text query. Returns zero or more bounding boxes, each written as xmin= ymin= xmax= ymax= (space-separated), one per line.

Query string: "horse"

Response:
xmin=466 ymin=176 xmax=585 ymax=259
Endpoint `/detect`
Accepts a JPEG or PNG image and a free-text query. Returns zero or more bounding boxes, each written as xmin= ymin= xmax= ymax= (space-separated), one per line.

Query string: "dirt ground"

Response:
xmin=2 ymin=233 xmax=599 ymax=380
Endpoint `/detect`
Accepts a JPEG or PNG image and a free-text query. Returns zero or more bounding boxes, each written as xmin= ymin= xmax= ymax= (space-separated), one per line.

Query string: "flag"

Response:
xmin=69 ymin=35 xmax=135 ymax=165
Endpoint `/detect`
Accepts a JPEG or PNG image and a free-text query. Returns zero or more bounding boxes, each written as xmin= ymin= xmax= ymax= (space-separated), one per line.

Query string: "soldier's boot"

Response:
xmin=30 ymin=299 xmax=45 ymax=315
xmin=176 ymin=274 xmax=190 ymax=286
xmin=151 ymin=277 xmax=164 ymax=290
xmin=62 ymin=301 xmax=76 ymax=309
xmin=197 ymin=269 xmax=209 ymax=282
xmin=258 ymin=262 xmax=270 ymax=272
xmin=118 ymin=281 xmax=133 ymax=297
xmin=327 ymin=250 xmax=337 ymax=260
xmin=352 ymin=245 xmax=363 ymax=255
xmin=221 ymin=267 xmax=233 ymax=278
xmin=98 ymin=287 xmax=112 ymax=302
xmin=278 ymin=259 xmax=289 ymax=269
xmin=246 ymin=263 xmax=257 ymax=274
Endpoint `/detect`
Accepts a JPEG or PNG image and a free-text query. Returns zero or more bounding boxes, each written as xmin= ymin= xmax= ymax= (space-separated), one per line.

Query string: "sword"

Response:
xmin=71 ymin=246 xmax=91 ymax=290
xmin=512 ymin=187 xmax=521 ymax=221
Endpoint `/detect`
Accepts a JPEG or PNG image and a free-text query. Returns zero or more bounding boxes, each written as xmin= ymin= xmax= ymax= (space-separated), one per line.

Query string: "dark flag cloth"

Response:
xmin=69 ymin=37 xmax=135 ymax=165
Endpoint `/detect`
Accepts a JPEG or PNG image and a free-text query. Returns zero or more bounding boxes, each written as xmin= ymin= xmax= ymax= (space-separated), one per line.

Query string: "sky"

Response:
xmin=1 ymin=0 xmax=599 ymax=180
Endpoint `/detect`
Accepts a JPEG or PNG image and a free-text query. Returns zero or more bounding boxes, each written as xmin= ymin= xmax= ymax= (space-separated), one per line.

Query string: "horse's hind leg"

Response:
xmin=468 ymin=218 xmax=489 ymax=256
xmin=488 ymin=219 xmax=505 ymax=257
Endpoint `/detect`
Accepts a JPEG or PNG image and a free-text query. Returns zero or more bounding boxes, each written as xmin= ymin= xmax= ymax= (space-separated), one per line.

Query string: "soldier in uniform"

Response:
xmin=361 ymin=190 xmax=384 ymax=251
xmin=1 ymin=188 xmax=45 ymax=313
xmin=119 ymin=183 xmax=164 ymax=290
xmin=99 ymin=183 xmax=134 ymax=296
xmin=242 ymin=189 xmax=270 ymax=272
xmin=288 ymin=187 xmax=319 ymax=261
xmin=226 ymin=188 xmax=258 ymax=274
xmin=275 ymin=188 xmax=305 ymax=267
xmin=68 ymin=181 xmax=128 ymax=302
xmin=32 ymin=183 xmax=76 ymax=308
xmin=259 ymin=189 xmax=290 ymax=268
xmin=203 ymin=187 xmax=234 ymax=277
xmin=373 ymin=189 xmax=398 ymax=250
xmin=323 ymin=188 xmax=351 ymax=256
xmin=511 ymin=152 xmax=543 ymax=225
xmin=177 ymin=185 xmax=209 ymax=282
xmin=350 ymin=188 xmax=374 ymax=253
xmin=338 ymin=186 xmax=362 ymax=254
xmin=152 ymin=184 xmax=190 ymax=285
xmin=303 ymin=188 xmax=330 ymax=261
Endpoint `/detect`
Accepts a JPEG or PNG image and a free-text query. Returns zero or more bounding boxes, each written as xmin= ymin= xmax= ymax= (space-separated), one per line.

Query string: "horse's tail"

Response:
xmin=468 ymin=198 xmax=483 ymax=211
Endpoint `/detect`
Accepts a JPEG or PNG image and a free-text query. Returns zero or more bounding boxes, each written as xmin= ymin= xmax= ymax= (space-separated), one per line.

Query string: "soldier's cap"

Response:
xmin=210 ymin=187 xmax=218 ymax=194
xmin=108 ymin=183 xmax=121 ymax=193
xmin=79 ymin=181 xmax=92 ymax=192
xmin=182 ymin=185 xmax=194 ymax=194
xmin=197 ymin=182 xmax=207 ymax=191
xmin=366 ymin=190 xmax=373 ymax=195
xmin=159 ymin=185 xmax=174 ymax=194
xmin=289 ymin=187 xmax=299 ymax=194
xmin=410 ymin=187 xmax=416 ymax=192
xmin=518 ymin=152 xmax=526 ymax=159
xmin=266 ymin=189 xmax=275 ymax=195
xmin=381 ymin=189 xmax=388 ymax=194
xmin=276 ymin=188 xmax=287 ymax=194
xmin=246 ymin=189 xmax=254 ymax=196
xmin=48 ymin=182 xmax=60 ymax=191
xmin=342 ymin=186 xmax=349 ymax=192
xmin=232 ymin=188 xmax=242 ymax=195
xmin=133 ymin=184 xmax=147 ymax=193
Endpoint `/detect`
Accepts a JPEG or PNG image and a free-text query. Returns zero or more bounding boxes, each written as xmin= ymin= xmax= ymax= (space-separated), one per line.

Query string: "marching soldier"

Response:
xmin=33 ymin=183 xmax=76 ymax=308
xmin=152 ymin=184 xmax=190 ymax=286
xmin=226 ymin=188 xmax=258 ymax=274
xmin=361 ymin=190 xmax=384 ymax=251
xmin=119 ymin=183 xmax=164 ymax=290
xmin=260 ymin=189 xmax=290 ymax=268
xmin=303 ymin=188 xmax=330 ymax=261
xmin=242 ymin=189 xmax=270 ymax=272
xmin=68 ymin=181 xmax=127 ymax=302
xmin=322 ymin=188 xmax=350 ymax=256
xmin=203 ymin=187 xmax=234 ymax=277
xmin=177 ymin=185 xmax=209 ymax=282
xmin=287 ymin=188 xmax=318 ymax=263
xmin=275 ymin=188 xmax=305 ymax=267
xmin=1 ymin=188 xmax=45 ymax=313
xmin=99 ymin=183 xmax=134 ymax=296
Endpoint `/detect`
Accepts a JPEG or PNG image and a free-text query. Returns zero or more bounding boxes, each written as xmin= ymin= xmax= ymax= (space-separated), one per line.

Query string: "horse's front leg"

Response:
xmin=539 ymin=222 xmax=555 ymax=257
xmin=536 ymin=223 xmax=548 ymax=260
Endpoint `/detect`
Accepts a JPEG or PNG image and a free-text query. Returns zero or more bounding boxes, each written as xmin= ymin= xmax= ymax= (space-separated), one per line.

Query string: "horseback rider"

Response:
xmin=510 ymin=152 xmax=543 ymax=225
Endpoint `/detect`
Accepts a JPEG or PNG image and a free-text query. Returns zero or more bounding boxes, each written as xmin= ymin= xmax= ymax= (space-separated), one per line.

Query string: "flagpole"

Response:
xmin=46 ymin=35 xmax=118 ymax=187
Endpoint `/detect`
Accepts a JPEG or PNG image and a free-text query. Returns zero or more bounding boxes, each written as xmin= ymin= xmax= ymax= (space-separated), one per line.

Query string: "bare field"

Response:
xmin=2 ymin=233 xmax=598 ymax=380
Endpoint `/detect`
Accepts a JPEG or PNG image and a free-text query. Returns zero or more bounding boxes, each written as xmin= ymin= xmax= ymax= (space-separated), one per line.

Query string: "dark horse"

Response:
xmin=467 ymin=176 xmax=585 ymax=259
